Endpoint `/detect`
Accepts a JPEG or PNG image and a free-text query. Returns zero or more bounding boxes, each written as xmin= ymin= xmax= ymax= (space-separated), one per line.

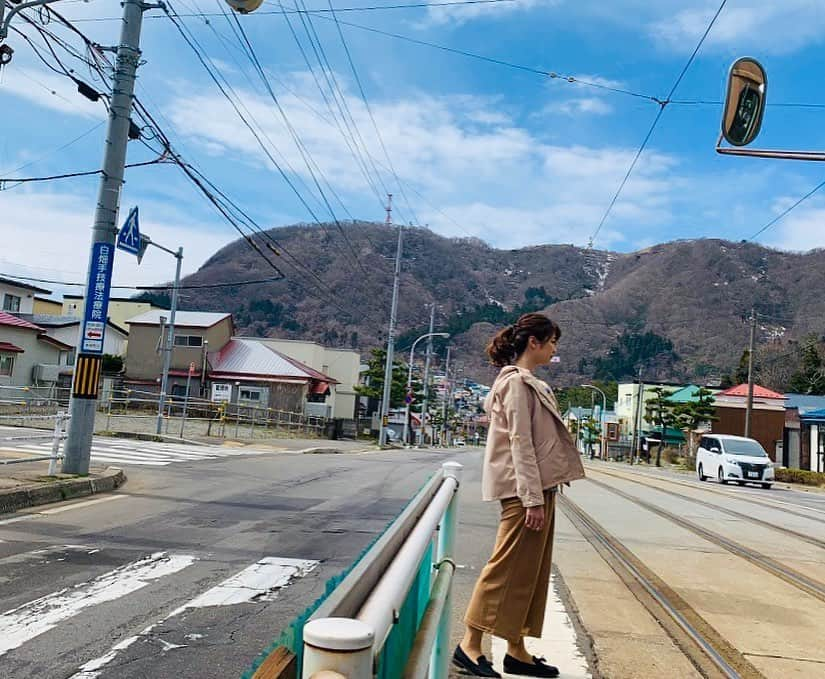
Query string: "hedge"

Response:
xmin=775 ymin=468 xmax=825 ymax=487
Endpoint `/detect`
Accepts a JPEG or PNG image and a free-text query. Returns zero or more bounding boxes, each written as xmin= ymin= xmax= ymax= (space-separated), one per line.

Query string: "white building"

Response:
xmin=0 ymin=277 xmax=52 ymax=315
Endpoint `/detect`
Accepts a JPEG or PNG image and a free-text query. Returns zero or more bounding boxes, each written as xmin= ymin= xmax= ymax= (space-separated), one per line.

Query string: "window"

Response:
xmin=3 ymin=294 xmax=21 ymax=312
xmin=174 ymin=335 xmax=203 ymax=347
xmin=0 ymin=354 xmax=14 ymax=377
xmin=239 ymin=388 xmax=262 ymax=402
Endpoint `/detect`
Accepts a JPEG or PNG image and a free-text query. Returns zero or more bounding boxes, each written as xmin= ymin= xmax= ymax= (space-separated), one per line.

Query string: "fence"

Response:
xmin=0 ymin=385 xmax=327 ymax=441
xmin=0 ymin=412 xmax=67 ymax=475
xmin=286 ymin=461 xmax=462 ymax=679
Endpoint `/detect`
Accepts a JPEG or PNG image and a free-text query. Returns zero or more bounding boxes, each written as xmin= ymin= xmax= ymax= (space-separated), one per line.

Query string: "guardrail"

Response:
xmin=0 ymin=412 xmax=67 ymax=475
xmin=301 ymin=461 xmax=462 ymax=679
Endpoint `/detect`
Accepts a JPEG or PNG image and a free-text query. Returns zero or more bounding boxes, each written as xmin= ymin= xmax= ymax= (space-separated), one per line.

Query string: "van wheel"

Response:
xmin=718 ymin=466 xmax=727 ymax=484
xmin=698 ymin=464 xmax=706 ymax=481
xmin=762 ymin=483 xmax=772 ymax=490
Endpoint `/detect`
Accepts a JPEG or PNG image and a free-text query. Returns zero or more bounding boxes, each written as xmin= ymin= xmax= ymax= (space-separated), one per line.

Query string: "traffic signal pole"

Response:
xmin=63 ymin=0 xmax=152 ymax=474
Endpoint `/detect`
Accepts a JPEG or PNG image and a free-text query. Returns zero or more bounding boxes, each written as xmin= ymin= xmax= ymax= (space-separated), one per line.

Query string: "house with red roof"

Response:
xmin=0 ymin=311 xmax=73 ymax=388
xmin=710 ymin=383 xmax=787 ymax=461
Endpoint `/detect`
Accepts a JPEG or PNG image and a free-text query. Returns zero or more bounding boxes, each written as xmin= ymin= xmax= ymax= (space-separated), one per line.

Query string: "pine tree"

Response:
xmin=672 ymin=388 xmax=718 ymax=461
xmin=788 ymin=339 xmax=825 ymax=395
xmin=644 ymin=387 xmax=676 ymax=466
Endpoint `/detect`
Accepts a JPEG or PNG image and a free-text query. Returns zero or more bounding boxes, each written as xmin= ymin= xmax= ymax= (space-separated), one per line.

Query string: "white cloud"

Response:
xmin=420 ymin=0 xmax=560 ymax=27
xmin=763 ymin=201 xmax=825 ymax=252
xmin=651 ymin=1 xmax=825 ymax=54
xmin=0 ymin=188 xmax=232 ymax=292
xmin=542 ymin=97 xmax=612 ymax=116
xmin=1 ymin=64 xmax=105 ymax=119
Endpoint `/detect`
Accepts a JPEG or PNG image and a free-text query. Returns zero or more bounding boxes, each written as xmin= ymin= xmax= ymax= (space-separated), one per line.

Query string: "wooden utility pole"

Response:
xmin=745 ymin=308 xmax=756 ymax=438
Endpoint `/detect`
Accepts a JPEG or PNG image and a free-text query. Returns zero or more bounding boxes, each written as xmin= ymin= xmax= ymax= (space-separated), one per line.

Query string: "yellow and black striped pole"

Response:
xmin=72 ymin=355 xmax=103 ymax=400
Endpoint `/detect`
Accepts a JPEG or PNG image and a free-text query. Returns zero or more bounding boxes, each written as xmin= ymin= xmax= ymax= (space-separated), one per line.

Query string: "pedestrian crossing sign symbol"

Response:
xmin=116 ymin=206 xmax=141 ymax=256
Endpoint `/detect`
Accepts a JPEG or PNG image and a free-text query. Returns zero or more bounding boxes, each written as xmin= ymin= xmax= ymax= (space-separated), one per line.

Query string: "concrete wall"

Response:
xmin=0 ymin=283 xmax=38 ymax=314
xmin=0 ymin=325 xmax=62 ymax=387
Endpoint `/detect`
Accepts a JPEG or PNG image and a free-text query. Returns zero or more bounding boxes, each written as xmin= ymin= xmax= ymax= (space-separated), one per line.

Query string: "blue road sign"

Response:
xmin=80 ymin=242 xmax=114 ymax=355
xmin=116 ymin=206 xmax=141 ymax=256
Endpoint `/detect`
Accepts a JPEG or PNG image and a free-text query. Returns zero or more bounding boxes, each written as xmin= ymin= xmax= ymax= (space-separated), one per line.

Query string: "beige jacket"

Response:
xmin=481 ymin=366 xmax=585 ymax=507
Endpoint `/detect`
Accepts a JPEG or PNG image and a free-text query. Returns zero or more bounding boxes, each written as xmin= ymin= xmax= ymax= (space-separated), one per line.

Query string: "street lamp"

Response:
xmin=403 ymin=332 xmax=449 ymax=445
xmin=581 ymin=384 xmax=607 ymax=459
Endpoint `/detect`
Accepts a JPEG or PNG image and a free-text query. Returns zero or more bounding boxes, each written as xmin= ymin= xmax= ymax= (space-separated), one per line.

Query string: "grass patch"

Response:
xmin=775 ymin=468 xmax=825 ymax=487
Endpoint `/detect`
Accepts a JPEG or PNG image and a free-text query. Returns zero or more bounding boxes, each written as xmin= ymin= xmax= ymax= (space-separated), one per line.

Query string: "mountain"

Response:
xmin=143 ymin=222 xmax=825 ymax=388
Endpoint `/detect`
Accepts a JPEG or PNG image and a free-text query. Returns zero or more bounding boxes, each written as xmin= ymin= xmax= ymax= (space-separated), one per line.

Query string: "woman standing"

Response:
xmin=453 ymin=313 xmax=585 ymax=678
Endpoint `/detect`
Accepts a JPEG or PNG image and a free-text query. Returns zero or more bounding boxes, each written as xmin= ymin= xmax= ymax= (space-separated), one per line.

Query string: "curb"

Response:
xmin=0 ymin=467 xmax=127 ymax=516
xmin=102 ymin=431 xmax=213 ymax=447
xmin=299 ymin=446 xmax=376 ymax=455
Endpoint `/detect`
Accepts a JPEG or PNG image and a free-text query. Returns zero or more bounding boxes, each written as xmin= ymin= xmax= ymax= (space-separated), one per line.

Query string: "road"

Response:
xmin=3 ymin=443 xmax=825 ymax=679
xmin=0 ymin=444 xmax=447 ymax=679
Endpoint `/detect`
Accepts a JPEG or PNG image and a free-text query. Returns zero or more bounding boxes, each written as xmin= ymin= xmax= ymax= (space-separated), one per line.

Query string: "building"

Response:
xmin=798 ymin=408 xmax=825 ymax=473
xmin=253 ymin=338 xmax=360 ymax=419
xmin=33 ymin=297 xmax=63 ymax=315
xmin=207 ymin=338 xmax=337 ymax=413
xmin=0 ymin=277 xmax=52 ymax=315
xmin=63 ymin=294 xmax=163 ymax=329
xmin=782 ymin=394 xmax=825 ymax=470
xmin=0 ymin=311 xmax=72 ymax=388
xmin=710 ymin=384 xmax=786 ymax=461
xmin=124 ymin=310 xmax=233 ymax=395
xmin=15 ymin=314 xmax=128 ymax=360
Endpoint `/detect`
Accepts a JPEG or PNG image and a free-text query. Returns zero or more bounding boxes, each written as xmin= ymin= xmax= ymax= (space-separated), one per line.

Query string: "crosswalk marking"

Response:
xmin=64 ymin=556 xmax=319 ymax=679
xmin=0 ymin=551 xmax=197 ymax=656
xmin=7 ymin=439 xmax=240 ymax=467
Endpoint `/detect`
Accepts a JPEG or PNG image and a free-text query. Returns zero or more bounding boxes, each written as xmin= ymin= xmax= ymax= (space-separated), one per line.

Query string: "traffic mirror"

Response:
xmin=225 ymin=0 xmax=265 ymax=11
xmin=721 ymin=57 xmax=767 ymax=147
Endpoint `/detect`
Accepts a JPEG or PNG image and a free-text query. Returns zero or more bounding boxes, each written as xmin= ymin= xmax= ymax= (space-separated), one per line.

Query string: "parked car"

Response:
xmin=696 ymin=434 xmax=775 ymax=489
xmin=454 ymin=438 xmax=466 ymax=447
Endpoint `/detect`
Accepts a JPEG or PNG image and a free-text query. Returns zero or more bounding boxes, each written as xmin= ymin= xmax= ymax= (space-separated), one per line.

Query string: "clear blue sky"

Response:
xmin=2 ymin=0 xmax=824 ymax=291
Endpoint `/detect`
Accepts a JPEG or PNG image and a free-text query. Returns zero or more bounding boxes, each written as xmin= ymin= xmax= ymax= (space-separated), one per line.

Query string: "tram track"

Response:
xmin=585 ymin=462 xmax=825 ymax=522
xmin=558 ymin=493 xmax=764 ymax=679
xmin=584 ymin=477 xmax=825 ymax=605
xmin=586 ymin=467 xmax=825 ymax=552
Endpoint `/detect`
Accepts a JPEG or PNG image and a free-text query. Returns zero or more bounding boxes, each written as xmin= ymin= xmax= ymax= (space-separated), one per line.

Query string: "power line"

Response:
xmin=0 ymin=121 xmax=105 ymax=176
xmin=588 ymin=0 xmax=728 ymax=247
xmin=68 ymin=0 xmax=519 ymax=22
xmin=747 ymin=178 xmax=825 ymax=242
xmin=0 ymin=272 xmax=286 ymax=291
xmin=0 ymin=157 xmax=168 ymax=189
xmin=306 ymin=13 xmax=661 ymax=104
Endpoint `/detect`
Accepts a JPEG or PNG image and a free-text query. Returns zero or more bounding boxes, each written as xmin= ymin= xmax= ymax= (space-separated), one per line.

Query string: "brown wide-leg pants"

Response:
xmin=464 ymin=489 xmax=556 ymax=642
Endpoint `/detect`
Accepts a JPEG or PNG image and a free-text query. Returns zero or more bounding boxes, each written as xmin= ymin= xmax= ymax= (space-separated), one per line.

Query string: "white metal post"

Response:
xmin=418 ymin=305 xmax=436 ymax=447
xmin=302 ymin=618 xmax=374 ymax=679
xmin=48 ymin=412 xmax=65 ymax=477
xmin=430 ymin=462 xmax=462 ymax=679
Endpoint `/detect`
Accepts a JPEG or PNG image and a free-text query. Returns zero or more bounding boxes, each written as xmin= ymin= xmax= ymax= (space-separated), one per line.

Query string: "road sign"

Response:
xmin=405 ymin=391 xmax=414 ymax=405
xmin=80 ymin=242 xmax=113 ymax=354
xmin=116 ymin=206 xmax=141 ymax=256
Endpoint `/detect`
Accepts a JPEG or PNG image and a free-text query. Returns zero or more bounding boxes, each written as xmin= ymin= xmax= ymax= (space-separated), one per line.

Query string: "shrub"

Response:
xmin=775 ymin=468 xmax=825 ymax=487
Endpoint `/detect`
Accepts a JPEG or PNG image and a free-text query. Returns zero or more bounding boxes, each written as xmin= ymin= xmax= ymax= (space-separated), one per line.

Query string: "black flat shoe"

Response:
xmin=453 ymin=645 xmax=502 ymax=678
xmin=502 ymin=654 xmax=559 ymax=678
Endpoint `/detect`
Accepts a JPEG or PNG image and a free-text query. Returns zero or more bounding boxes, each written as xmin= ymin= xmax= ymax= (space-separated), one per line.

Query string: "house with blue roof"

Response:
xmin=782 ymin=394 xmax=825 ymax=471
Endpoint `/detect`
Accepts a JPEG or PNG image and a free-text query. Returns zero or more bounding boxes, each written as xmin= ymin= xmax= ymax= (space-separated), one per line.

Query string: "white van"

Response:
xmin=696 ymin=434 xmax=775 ymax=489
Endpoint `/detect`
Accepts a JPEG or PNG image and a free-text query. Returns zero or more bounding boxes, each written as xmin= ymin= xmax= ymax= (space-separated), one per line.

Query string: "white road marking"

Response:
xmin=0 ymin=495 xmax=128 ymax=525
xmin=170 ymin=557 xmax=319 ymax=613
xmin=0 ymin=552 xmax=196 ymax=656
xmin=492 ymin=573 xmax=591 ymax=678
xmin=38 ymin=495 xmax=129 ymax=515
xmin=68 ymin=556 xmax=319 ymax=678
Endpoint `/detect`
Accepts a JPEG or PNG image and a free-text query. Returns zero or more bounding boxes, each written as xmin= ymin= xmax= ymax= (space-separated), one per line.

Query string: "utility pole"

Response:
xmin=630 ymin=365 xmax=644 ymax=465
xmin=418 ymin=304 xmax=436 ymax=446
xmin=745 ymin=307 xmax=757 ymax=438
xmin=156 ymin=247 xmax=183 ymax=435
xmin=441 ymin=346 xmax=451 ymax=446
xmin=378 ymin=195 xmax=401 ymax=447
xmin=63 ymin=0 xmax=154 ymax=475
